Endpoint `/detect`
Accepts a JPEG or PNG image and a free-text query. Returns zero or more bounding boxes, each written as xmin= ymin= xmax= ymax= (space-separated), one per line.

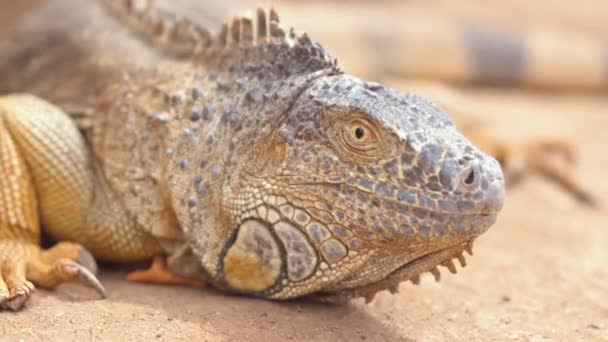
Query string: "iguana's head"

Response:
xmin=140 ymin=6 xmax=505 ymax=301
xmin=215 ymin=74 xmax=504 ymax=301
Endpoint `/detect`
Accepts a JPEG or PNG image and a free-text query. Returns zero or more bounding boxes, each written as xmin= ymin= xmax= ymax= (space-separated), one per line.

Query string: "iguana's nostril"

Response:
xmin=461 ymin=166 xmax=477 ymax=187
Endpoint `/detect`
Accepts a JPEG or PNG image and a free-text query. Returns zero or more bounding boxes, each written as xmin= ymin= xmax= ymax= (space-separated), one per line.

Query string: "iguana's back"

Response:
xmin=0 ymin=0 xmax=169 ymax=110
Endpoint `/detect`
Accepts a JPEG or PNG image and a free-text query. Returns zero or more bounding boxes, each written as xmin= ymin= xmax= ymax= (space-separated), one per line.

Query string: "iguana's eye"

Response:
xmin=344 ymin=120 xmax=378 ymax=150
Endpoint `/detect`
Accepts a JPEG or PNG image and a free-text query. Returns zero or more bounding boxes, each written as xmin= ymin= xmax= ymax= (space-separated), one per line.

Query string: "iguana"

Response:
xmin=0 ymin=0 xmax=505 ymax=311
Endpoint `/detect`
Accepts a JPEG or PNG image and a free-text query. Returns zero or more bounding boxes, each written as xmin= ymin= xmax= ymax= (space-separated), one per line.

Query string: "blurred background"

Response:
xmin=0 ymin=1 xmax=606 ymax=340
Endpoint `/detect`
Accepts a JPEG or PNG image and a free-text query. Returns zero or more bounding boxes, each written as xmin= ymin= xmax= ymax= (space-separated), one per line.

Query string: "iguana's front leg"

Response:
xmin=0 ymin=98 xmax=106 ymax=310
xmin=0 ymin=94 xmax=165 ymax=310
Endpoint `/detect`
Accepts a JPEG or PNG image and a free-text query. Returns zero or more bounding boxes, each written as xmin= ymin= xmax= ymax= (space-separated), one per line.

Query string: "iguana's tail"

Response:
xmin=279 ymin=7 xmax=608 ymax=91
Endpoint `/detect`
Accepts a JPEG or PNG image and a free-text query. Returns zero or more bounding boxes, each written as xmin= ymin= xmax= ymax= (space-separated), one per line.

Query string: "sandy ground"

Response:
xmin=1 ymin=1 xmax=607 ymax=341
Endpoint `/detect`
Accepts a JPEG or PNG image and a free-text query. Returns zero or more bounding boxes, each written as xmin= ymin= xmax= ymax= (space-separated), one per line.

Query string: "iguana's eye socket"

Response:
xmin=344 ymin=120 xmax=378 ymax=151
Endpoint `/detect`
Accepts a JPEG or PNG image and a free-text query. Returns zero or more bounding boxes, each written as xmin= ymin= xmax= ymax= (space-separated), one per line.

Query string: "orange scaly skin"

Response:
xmin=0 ymin=96 xmax=111 ymax=310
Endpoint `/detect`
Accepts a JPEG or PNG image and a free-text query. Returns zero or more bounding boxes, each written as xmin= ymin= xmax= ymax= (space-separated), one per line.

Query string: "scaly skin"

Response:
xmin=0 ymin=0 xmax=505 ymax=310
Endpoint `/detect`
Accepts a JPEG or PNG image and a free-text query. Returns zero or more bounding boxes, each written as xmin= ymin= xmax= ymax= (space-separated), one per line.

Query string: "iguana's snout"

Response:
xmin=430 ymin=146 xmax=505 ymax=220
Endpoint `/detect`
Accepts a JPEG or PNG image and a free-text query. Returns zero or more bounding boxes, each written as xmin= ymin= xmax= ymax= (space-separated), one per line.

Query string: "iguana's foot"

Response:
xmin=522 ymin=138 xmax=595 ymax=205
xmin=489 ymin=136 xmax=595 ymax=206
xmin=127 ymin=256 xmax=202 ymax=286
xmin=0 ymin=242 xmax=105 ymax=311
xmin=0 ymin=246 xmax=36 ymax=311
xmin=1 ymin=101 xmax=105 ymax=311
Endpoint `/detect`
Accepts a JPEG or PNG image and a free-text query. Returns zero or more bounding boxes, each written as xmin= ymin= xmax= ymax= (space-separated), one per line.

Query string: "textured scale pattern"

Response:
xmin=0 ymin=0 xmax=506 ymax=309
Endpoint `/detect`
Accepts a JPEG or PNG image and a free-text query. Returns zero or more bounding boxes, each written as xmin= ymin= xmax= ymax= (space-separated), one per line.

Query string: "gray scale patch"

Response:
xmin=419 ymin=194 xmax=436 ymax=209
xmin=168 ymin=91 xmax=185 ymax=106
xmin=186 ymin=196 xmax=197 ymax=208
xmin=438 ymin=199 xmax=457 ymax=212
xmin=399 ymin=223 xmax=414 ymax=235
xmin=217 ymin=81 xmax=231 ymax=92
xmin=352 ymin=227 xmax=376 ymax=240
xmin=211 ymin=165 xmax=222 ymax=178
xmin=320 ymin=239 xmax=347 ymax=263
xmin=383 ymin=159 xmax=400 ymax=177
xmin=245 ymin=89 xmax=260 ymax=103
xmin=293 ymin=209 xmax=311 ymax=225
xmin=457 ymin=200 xmax=475 ymax=212
xmin=152 ymin=112 xmax=169 ymax=124
xmin=333 ymin=210 xmax=346 ymax=223
xmin=306 ymin=222 xmax=331 ymax=244
xmin=279 ymin=204 xmax=294 ymax=219
xmin=346 ymin=238 xmax=364 ymax=250
xmin=418 ymin=143 xmax=443 ymax=173
xmin=397 ymin=190 xmax=416 ymax=204
xmin=191 ymin=87 xmax=205 ymax=99
xmin=203 ymin=105 xmax=216 ymax=120
xmin=417 ymin=225 xmax=432 ymax=236
xmin=182 ymin=127 xmax=193 ymax=139
xmin=374 ymin=183 xmax=395 ymax=198
xmin=274 ymin=221 xmax=318 ymax=281
xmin=450 ymin=216 xmax=465 ymax=231
xmin=435 ymin=223 xmax=448 ymax=235
xmin=329 ymin=224 xmax=352 ymax=239
xmin=190 ymin=106 xmax=202 ymax=121
xmin=439 ymin=159 xmax=458 ymax=190
xmin=179 ymin=159 xmax=189 ymax=170
xmin=357 ymin=178 xmax=374 ymax=192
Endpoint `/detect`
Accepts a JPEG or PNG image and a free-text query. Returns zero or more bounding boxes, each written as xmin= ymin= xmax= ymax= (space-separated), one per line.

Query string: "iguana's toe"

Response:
xmin=0 ymin=259 xmax=35 ymax=311
xmin=127 ymin=256 xmax=202 ymax=287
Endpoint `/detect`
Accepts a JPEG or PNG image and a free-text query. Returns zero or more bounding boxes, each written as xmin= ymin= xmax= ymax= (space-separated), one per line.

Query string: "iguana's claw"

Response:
xmin=75 ymin=246 xmax=99 ymax=276
xmin=2 ymin=293 xmax=30 ymax=311
xmin=61 ymin=259 xmax=107 ymax=299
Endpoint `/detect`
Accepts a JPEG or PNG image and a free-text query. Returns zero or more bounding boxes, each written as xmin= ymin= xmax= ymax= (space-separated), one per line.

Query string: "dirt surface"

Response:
xmin=1 ymin=1 xmax=607 ymax=341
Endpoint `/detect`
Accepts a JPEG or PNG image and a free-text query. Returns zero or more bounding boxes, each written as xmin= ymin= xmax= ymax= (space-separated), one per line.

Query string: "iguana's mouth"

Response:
xmin=384 ymin=241 xmax=472 ymax=285
xmin=313 ymin=241 xmax=473 ymax=304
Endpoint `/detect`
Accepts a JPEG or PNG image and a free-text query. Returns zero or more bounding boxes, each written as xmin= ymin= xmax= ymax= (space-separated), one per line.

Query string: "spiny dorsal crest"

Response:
xmin=101 ymin=0 xmax=339 ymax=75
